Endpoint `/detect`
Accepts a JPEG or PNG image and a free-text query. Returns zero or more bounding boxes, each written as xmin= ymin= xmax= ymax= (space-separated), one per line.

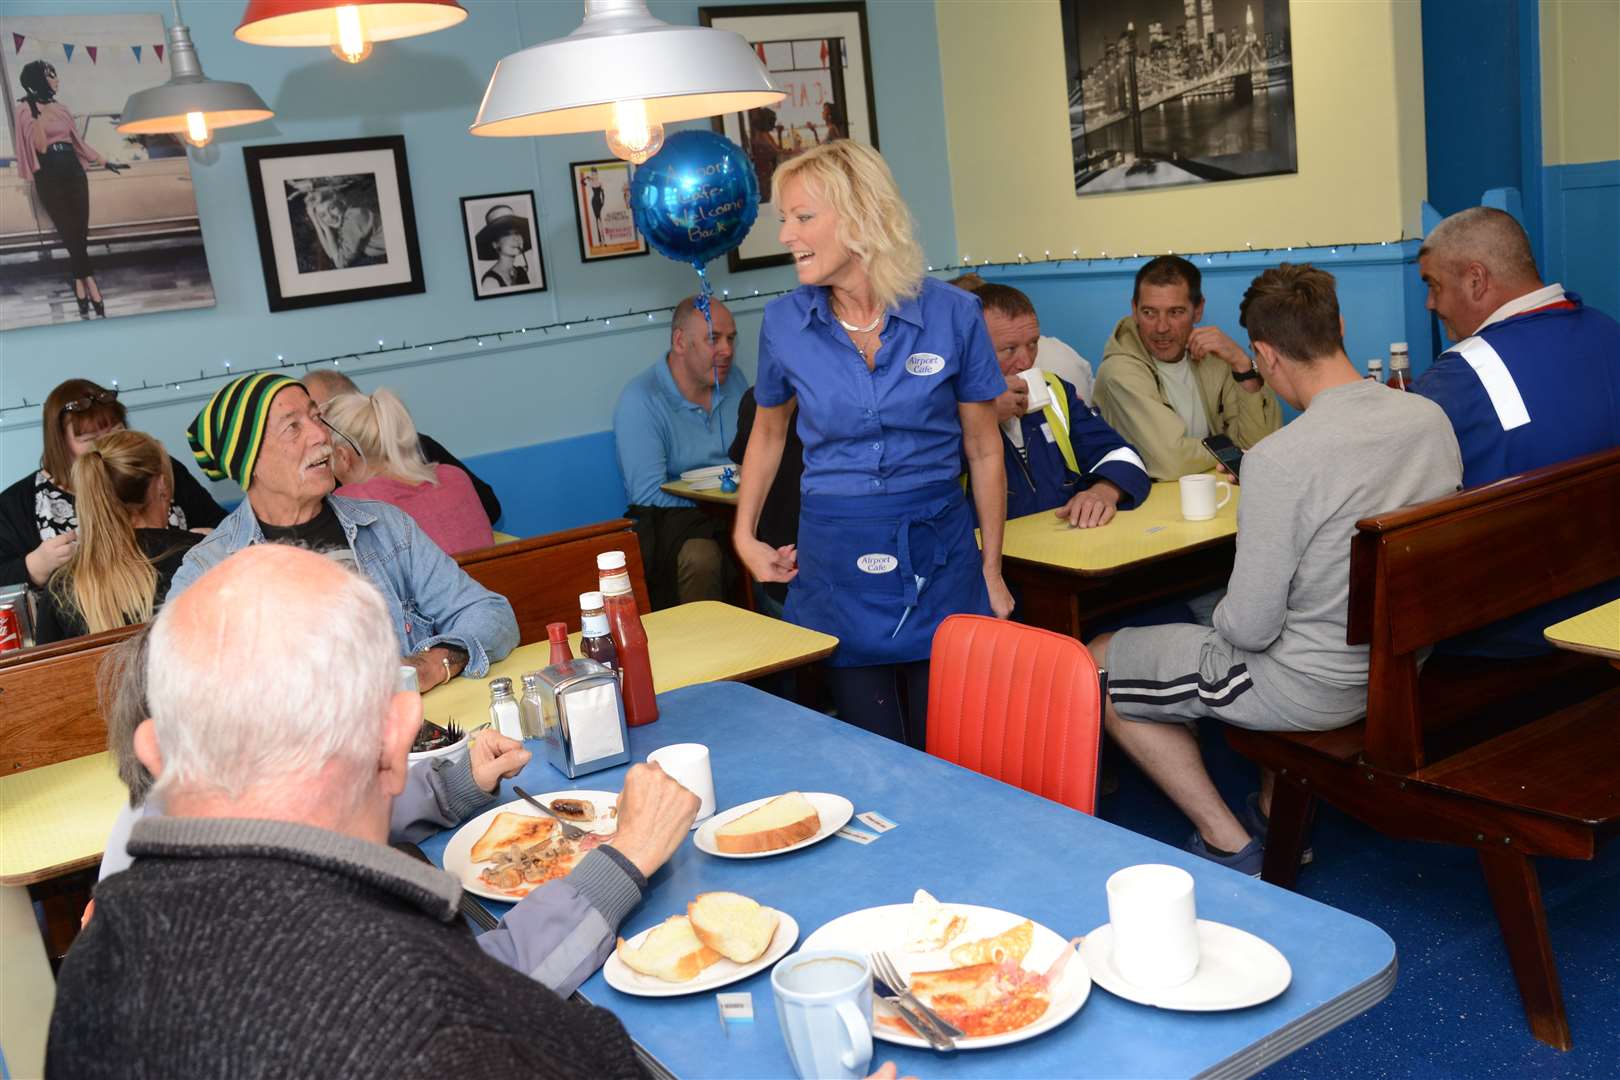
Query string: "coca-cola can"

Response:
xmin=0 ymin=603 xmax=20 ymax=654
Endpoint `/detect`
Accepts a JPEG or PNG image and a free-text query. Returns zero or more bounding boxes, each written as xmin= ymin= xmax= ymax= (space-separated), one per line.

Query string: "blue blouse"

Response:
xmin=754 ymin=277 xmax=1005 ymax=497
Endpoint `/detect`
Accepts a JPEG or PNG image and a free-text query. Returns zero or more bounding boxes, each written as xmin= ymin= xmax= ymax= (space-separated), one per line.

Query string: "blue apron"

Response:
xmin=787 ymin=480 xmax=991 ymax=667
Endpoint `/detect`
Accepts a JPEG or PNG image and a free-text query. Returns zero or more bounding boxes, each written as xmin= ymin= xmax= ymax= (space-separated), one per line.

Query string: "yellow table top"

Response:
xmin=0 ymin=753 xmax=126 ymax=885
xmin=1544 ymin=599 xmax=1620 ymax=661
xmin=424 ymin=601 xmax=836 ymax=726
xmin=1001 ymin=479 xmax=1239 ymax=575
xmin=492 ymin=530 xmax=521 ymax=545
xmin=660 ymin=478 xmax=739 ymax=507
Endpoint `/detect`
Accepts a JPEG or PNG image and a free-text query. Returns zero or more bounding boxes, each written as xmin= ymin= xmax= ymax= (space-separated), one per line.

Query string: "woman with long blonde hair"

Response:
xmin=732 ymin=140 xmax=1012 ymax=748
xmin=36 ymin=431 xmax=201 ymax=643
xmin=324 ymin=387 xmax=493 ymax=554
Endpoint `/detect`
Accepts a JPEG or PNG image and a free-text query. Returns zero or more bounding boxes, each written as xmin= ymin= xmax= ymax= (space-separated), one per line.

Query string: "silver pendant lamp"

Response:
xmin=119 ymin=0 xmax=273 ymax=149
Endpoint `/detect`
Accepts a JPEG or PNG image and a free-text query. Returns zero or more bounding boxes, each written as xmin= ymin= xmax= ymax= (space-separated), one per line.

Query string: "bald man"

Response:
xmin=1412 ymin=207 xmax=1620 ymax=655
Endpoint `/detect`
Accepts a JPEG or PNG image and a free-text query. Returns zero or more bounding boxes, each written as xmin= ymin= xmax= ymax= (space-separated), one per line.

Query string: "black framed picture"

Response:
xmin=699 ymin=2 xmax=879 ymax=273
xmin=460 ymin=191 xmax=546 ymax=300
xmin=243 ymin=135 xmax=426 ymax=312
xmin=569 ymin=159 xmax=648 ymax=262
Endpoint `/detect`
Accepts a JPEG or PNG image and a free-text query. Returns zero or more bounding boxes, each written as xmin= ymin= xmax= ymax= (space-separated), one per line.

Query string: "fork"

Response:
xmin=870 ymin=950 xmax=963 ymax=1048
xmin=512 ymin=784 xmax=587 ymax=841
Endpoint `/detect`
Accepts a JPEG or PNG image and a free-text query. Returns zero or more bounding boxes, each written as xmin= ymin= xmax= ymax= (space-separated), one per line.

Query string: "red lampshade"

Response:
xmin=236 ymin=0 xmax=467 ymax=48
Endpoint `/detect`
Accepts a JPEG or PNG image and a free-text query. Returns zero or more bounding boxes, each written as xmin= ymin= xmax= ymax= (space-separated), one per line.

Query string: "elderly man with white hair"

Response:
xmin=49 ymin=545 xmax=695 ymax=1077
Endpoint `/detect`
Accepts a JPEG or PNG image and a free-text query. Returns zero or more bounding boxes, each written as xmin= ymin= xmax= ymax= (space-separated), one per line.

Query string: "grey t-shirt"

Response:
xmin=1213 ymin=379 xmax=1462 ymax=718
xmin=1155 ymin=356 xmax=1210 ymax=440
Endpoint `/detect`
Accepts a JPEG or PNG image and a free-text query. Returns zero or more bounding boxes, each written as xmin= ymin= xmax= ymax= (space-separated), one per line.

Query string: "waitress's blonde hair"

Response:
xmin=320 ymin=388 xmax=437 ymax=486
xmin=771 ymin=141 xmax=924 ymax=314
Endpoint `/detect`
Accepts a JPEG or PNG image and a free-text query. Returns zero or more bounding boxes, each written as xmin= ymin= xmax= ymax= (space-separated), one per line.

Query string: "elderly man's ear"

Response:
xmin=377 ymin=690 xmax=423 ymax=797
xmin=133 ymin=719 xmax=163 ymax=780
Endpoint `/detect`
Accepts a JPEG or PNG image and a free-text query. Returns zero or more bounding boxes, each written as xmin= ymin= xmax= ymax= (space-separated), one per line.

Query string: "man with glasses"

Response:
xmin=168 ymin=374 xmax=516 ymax=691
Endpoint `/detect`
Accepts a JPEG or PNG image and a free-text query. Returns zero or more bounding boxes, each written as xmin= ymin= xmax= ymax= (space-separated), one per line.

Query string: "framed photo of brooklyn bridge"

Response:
xmin=1061 ymin=0 xmax=1296 ymax=196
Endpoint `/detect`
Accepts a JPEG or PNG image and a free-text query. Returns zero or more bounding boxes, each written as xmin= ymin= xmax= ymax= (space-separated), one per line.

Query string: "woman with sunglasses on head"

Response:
xmin=14 ymin=60 xmax=126 ymax=319
xmin=0 ymin=379 xmax=227 ymax=593
xmin=34 ymin=431 xmax=202 ymax=644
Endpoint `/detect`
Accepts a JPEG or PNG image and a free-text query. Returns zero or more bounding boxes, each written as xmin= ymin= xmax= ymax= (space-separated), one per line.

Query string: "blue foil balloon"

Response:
xmin=630 ymin=130 xmax=760 ymax=270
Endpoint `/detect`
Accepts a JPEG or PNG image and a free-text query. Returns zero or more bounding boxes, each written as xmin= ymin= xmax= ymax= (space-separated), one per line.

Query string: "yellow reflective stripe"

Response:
xmin=1040 ymin=372 xmax=1080 ymax=476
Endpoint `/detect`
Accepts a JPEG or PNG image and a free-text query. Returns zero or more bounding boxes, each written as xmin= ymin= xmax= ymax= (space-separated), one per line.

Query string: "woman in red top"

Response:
xmin=14 ymin=60 xmax=122 ymax=318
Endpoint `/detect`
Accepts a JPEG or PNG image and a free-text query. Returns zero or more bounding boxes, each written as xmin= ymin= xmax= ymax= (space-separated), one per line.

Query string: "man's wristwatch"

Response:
xmin=1233 ymin=360 xmax=1262 ymax=383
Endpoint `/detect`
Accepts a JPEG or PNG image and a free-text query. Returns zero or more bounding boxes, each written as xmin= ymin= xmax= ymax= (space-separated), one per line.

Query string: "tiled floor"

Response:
xmin=0 ymin=239 xmax=216 ymax=329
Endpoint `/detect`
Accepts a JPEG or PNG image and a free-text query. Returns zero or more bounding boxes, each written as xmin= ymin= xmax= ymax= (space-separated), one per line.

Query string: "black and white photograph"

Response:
xmin=700 ymin=3 xmax=878 ymax=272
xmin=0 ymin=12 xmax=216 ymax=330
xmin=243 ymin=135 xmax=424 ymax=312
xmin=1062 ymin=0 xmax=1296 ymax=196
xmin=460 ymin=190 xmax=545 ymax=300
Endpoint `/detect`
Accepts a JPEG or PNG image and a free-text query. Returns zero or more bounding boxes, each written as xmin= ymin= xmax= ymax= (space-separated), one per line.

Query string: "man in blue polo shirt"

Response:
xmin=1412 ymin=207 xmax=1620 ymax=655
xmin=613 ymin=297 xmax=749 ymax=607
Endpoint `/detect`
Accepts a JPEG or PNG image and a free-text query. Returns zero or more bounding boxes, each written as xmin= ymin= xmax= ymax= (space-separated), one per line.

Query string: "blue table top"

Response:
xmin=417 ymin=682 xmax=1396 ymax=1079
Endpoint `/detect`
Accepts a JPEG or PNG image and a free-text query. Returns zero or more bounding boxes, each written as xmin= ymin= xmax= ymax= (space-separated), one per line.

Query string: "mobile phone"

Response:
xmin=1202 ymin=434 xmax=1243 ymax=479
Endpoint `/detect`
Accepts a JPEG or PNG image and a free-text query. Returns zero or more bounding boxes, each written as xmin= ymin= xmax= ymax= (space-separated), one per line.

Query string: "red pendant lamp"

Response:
xmin=236 ymin=0 xmax=467 ymax=64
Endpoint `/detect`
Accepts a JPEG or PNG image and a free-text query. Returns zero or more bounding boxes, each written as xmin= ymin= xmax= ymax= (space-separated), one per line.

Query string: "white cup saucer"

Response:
xmin=1080 ymin=919 xmax=1291 ymax=1011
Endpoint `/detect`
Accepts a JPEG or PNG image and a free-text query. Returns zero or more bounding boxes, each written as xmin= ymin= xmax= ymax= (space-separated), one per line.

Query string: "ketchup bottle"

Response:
xmin=546 ymin=621 xmax=574 ymax=668
xmin=596 ymin=551 xmax=658 ymax=725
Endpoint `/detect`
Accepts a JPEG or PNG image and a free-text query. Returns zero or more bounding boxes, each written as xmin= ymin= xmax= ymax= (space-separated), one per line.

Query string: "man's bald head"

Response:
xmin=302 ymin=368 xmax=360 ymax=407
xmin=1418 ymin=208 xmax=1544 ymax=340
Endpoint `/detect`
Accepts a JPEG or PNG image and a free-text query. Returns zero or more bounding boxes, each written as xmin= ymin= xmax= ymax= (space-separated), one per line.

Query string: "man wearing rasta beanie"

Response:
xmin=170 ymin=373 xmax=517 ymax=689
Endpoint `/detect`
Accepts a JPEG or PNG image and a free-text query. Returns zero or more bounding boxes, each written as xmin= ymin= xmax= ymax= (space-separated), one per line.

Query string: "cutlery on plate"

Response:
xmin=512 ymin=784 xmax=587 ymax=842
xmin=870 ymin=951 xmax=961 ymax=1049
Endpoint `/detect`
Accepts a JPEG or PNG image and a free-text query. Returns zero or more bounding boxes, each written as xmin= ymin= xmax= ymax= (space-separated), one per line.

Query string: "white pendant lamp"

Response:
xmin=471 ymin=0 xmax=783 ymax=164
xmin=119 ymin=2 xmax=273 ymax=149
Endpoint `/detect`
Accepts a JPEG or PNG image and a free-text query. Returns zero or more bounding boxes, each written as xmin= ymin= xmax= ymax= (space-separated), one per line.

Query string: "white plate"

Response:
xmin=604 ymin=909 xmax=800 ymax=997
xmin=693 ymin=792 xmax=854 ymax=859
xmin=801 ymin=902 xmax=1090 ymax=1050
xmin=680 ymin=465 xmax=729 ymax=482
xmin=443 ymin=791 xmax=620 ymax=903
xmin=1080 ymin=920 xmax=1291 ymax=1011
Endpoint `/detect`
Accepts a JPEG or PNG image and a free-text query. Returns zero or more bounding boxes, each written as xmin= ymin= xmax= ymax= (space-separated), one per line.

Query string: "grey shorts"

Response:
xmin=1105 ymin=623 xmax=1295 ymax=732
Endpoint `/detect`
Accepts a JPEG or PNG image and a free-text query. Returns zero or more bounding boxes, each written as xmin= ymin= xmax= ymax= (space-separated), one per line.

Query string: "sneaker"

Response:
xmin=1186 ymin=831 xmax=1265 ymax=877
xmin=1242 ymin=792 xmax=1314 ymax=865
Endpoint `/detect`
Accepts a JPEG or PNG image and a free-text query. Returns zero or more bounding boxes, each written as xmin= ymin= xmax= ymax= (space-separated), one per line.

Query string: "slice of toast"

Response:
xmin=688 ymin=892 xmax=779 ymax=963
xmin=616 ymin=915 xmax=722 ymax=982
xmin=714 ymin=792 xmax=821 ymax=854
xmin=908 ymin=962 xmax=1001 ymax=1011
xmin=470 ymin=811 xmax=557 ymax=862
xmin=949 ymin=918 xmax=1033 ymax=967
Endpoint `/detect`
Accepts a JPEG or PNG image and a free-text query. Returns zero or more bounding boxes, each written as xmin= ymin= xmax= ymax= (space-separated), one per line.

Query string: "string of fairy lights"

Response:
xmin=0 ymin=236 xmax=1412 ymax=422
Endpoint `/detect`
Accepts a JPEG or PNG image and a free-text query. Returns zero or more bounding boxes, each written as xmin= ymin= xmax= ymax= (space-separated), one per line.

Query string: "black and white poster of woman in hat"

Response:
xmin=459 ymin=191 xmax=545 ymax=300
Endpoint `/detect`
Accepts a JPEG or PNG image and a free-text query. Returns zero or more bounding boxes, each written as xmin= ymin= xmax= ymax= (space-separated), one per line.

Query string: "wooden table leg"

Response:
xmin=1 ymin=884 xmax=55 ymax=1077
xmin=1478 ymin=847 xmax=1573 ymax=1051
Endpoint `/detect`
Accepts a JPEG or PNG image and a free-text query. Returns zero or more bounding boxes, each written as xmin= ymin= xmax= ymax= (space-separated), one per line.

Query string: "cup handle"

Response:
xmin=1215 ymin=481 xmax=1232 ymax=510
xmin=835 ymin=998 xmax=873 ymax=1073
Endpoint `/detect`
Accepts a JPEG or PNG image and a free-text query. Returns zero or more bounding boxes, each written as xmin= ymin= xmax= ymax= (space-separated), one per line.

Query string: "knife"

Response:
xmin=512 ymin=784 xmax=587 ymax=841
xmin=871 ymin=970 xmax=959 ymax=1051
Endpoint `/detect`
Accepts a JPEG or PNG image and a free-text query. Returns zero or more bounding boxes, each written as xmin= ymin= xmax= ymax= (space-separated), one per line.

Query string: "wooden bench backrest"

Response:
xmin=0 ymin=631 xmax=126 ymax=774
xmin=455 ymin=518 xmax=651 ymax=644
xmin=1347 ymin=446 xmax=1620 ymax=772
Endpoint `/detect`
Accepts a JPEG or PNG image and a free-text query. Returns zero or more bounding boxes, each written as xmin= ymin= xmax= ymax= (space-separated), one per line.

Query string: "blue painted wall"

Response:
xmin=1542 ymin=161 xmax=1620 ymax=321
xmin=1421 ymin=0 xmax=1526 ymax=220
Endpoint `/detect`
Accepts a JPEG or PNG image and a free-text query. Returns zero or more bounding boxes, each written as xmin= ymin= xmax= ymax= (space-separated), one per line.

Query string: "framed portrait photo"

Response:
xmin=243 ymin=135 xmax=425 ymax=312
xmin=699 ymin=2 xmax=879 ymax=273
xmin=570 ymin=160 xmax=648 ymax=262
xmin=460 ymin=191 xmax=546 ymax=300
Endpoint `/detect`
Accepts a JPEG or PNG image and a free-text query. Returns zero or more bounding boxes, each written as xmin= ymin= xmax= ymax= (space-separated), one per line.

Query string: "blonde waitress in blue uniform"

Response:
xmin=733 ymin=141 xmax=1013 ymax=748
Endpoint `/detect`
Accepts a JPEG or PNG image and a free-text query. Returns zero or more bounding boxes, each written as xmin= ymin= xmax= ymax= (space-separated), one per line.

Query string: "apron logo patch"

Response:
xmin=905 ymin=353 xmax=945 ymax=376
xmin=856 ymin=553 xmax=899 ymax=574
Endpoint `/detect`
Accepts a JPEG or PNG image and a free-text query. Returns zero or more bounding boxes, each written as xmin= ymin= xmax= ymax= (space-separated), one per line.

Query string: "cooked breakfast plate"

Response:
xmin=1080 ymin=920 xmax=1290 ymax=1011
xmin=693 ymin=792 xmax=853 ymax=859
xmin=801 ymin=901 xmax=1090 ymax=1050
xmin=678 ymin=465 xmax=730 ymax=490
xmin=604 ymin=910 xmax=799 ymax=997
xmin=443 ymin=791 xmax=619 ymax=903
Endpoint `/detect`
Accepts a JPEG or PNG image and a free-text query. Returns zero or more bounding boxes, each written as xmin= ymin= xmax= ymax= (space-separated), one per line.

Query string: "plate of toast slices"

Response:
xmin=801 ymin=891 xmax=1089 ymax=1050
xmin=693 ymin=791 xmax=853 ymax=859
xmin=443 ymin=791 xmax=619 ymax=902
xmin=605 ymin=891 xmax=799 ymax=996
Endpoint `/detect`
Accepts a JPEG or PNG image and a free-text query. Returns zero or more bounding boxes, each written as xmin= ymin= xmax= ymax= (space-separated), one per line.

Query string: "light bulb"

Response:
xmin=605 ymin=99 xmax=665 ymax=164
xmin=184 ymin=112 xmax=212 ymax=148
xmin=332 ymin=5 xmax=373 ymax=64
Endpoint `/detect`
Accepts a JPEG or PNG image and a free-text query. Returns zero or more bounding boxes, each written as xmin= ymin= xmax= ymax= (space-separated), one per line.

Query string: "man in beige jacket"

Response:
xmin=1094 ymin=256 xmax=1281 ymax=480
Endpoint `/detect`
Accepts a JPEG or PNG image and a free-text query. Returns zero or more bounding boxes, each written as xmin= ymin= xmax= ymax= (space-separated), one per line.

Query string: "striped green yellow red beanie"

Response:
xmin=187 ymin=373 xmax=302 ymax=488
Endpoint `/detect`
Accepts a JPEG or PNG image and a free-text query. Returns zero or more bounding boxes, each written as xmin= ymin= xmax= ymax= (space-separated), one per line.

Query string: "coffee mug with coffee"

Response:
xmin=1106 ymin=863 xmax=1201 ymax=989
xmin=1016 ymin=367 xmax=1053 ymax=414
xmin=771 ymin=950 xmax=874 ymax=1080
xmin=1179 ymin=473 xmax=1232 ymax=521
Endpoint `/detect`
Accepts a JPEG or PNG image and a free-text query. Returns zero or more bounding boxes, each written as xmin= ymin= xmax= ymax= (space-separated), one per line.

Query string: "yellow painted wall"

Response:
xmin=934 ymin=0 xmax=1427 ymax=259
xmin=1541 ymin=0 xmax=1620 ymax=166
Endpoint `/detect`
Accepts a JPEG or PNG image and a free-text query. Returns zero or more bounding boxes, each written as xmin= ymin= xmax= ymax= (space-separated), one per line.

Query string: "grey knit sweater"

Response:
xmin=47 ymin=817 xmax=646 ymax=1079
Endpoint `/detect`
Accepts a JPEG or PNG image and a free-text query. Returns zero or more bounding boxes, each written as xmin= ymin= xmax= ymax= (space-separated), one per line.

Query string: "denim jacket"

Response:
xmin=169 ymin=496 xmax=518 ymax=676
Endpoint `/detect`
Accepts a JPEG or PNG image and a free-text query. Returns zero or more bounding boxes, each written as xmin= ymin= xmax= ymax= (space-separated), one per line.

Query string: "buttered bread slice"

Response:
xmin=714 ymin=792 xmax=821 ymax=854
xmin=689 ymin=892 xmax=780 ymax=963
xmin=616 ymin=915 xmax=721 ymax=982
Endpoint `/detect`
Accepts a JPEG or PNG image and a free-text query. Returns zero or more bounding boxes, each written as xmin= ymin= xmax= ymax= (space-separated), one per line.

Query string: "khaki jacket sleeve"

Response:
xmin=1095 ymin=357 xmax=1218 ymax=480
xmin=1216 ymin=377 xmax=1282 ymax=449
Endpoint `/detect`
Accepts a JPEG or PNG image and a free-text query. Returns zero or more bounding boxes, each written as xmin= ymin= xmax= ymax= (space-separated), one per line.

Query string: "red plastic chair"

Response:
xmin=926 ymin=614 xmax=1104 ymax=815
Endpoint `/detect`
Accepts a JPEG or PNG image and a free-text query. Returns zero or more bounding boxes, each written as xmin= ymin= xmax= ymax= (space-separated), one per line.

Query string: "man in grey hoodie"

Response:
xmin=1088 ymin=264 xmax=1462 ymax=874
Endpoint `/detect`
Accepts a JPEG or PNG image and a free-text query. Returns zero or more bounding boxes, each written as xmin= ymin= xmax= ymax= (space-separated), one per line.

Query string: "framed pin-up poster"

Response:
xmin=570 ymin=159 xmax=648 ymax=262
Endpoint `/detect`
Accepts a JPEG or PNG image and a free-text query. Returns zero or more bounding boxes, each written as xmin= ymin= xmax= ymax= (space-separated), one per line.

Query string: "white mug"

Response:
xmin=1179 ymin=473 xmax=1232 ymax=521
xmin=772 ymin=950 xmax=874 ymax=1080
xmin=646 ymin=742 xmax=715 ymax=828
xmin=1016 ymin=367 xmax=1053 ymax=413
xmin=1107 ymin=863 xmax=1201 ymax=990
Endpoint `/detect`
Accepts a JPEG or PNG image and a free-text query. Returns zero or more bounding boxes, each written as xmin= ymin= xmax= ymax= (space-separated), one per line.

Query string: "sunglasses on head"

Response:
xmin=61 ymin=389 xmax=118 ymax=414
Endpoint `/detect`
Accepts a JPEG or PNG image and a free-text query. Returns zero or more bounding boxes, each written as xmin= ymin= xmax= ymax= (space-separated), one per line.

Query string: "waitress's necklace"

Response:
xmin=834 ymin=302 xmax=884 ymax=334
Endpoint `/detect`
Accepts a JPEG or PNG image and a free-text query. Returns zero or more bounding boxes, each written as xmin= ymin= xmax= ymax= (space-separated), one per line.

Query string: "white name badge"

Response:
xmin=905 ymin=352 xmax=945 ymax=376
xmin=1041 ymin=423 xmax=1056 ymax=443
xmin=856 ymin=553 xmax=898 ymax=574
